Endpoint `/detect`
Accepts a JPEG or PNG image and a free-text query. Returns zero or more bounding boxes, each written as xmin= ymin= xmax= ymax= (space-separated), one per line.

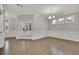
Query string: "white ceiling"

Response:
xmin=4 ymin=4 xmax=79 ymax=17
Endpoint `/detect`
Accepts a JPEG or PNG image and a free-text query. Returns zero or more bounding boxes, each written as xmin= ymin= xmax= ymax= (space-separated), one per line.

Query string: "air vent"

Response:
xmin=17 ymin=4 xmax=23 ymax=7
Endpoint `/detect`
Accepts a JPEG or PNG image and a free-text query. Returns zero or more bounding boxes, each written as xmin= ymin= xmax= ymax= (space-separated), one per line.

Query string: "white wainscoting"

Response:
xmin=16 ymin=31 xmax=32 ymax=39
xmin=48 ymin=31 xmax=79 ymax=42
xmin=6 ymin=31 xmax=79 ymax=42
xmin=32 ymin=31 xmax=48 ymax=40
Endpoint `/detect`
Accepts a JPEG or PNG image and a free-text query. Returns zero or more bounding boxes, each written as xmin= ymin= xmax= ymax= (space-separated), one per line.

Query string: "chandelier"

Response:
xmin=48 ymin=9 xmax=55 ymax=19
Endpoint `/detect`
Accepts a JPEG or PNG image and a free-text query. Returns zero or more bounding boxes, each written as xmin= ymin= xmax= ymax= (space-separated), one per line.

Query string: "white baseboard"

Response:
xmin=5 ymin=31 xmax=79 ymax=42
xmin=48 ymin=31 xmax=79 ymax=42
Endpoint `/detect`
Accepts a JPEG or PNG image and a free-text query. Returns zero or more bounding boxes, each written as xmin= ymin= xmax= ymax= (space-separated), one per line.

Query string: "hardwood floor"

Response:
xmin=0 ymin=37 xmax=79 ymax=55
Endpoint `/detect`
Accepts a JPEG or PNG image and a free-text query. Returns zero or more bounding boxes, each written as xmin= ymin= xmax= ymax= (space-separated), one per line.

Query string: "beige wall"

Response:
xmin=33 ymin=13 xmax=48 ymax=39
xmin=48 ymin=12 xmax=79 ymax=41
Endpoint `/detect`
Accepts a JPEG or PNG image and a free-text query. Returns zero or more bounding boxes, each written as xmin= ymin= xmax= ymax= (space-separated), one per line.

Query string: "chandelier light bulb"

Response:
xmin=53 ymin=16 xmax=55 ymax=19
xmin=48 ymin=16 xmax=52 ymax=19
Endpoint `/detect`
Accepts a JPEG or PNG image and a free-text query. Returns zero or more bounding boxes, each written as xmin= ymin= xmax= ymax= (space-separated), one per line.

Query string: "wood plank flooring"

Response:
xmin=0 ymin=37 xmax=79 ymax=55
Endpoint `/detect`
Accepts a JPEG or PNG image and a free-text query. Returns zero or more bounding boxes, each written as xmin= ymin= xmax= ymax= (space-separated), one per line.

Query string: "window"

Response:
xmin=51 ymin=15 xmax=74 ymax=25
xmin=20 ymin=21 xmax=32 ymax=32
xmin=5 ymin=22 xmax=9 ymax=32
xmin=58 ymin=18 xmax=64 ymax=24
xmin=65 ymin=15 xmax=74 ymax=23
xmin=52 ymin=20 xmax=57 ymax=24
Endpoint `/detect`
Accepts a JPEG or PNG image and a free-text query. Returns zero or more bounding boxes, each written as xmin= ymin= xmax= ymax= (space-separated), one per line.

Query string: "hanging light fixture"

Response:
xmin=48 ymin=9 xmax=55 ymax=19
